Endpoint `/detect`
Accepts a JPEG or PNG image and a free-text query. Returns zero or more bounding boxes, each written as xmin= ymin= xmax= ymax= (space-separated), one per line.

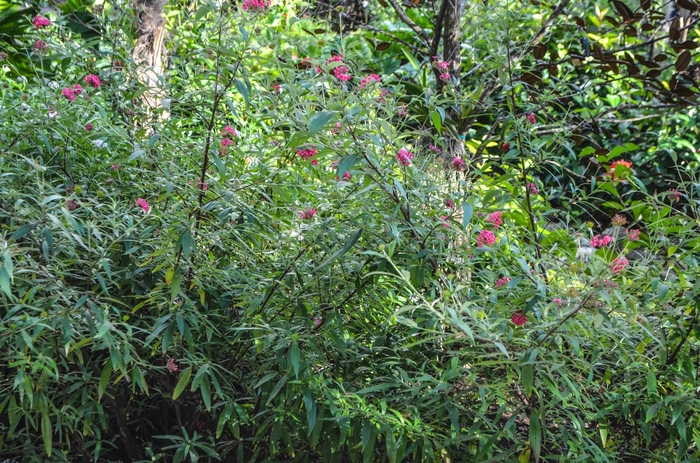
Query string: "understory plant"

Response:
xmin=1 ymin=0 xmax=699 ymax=462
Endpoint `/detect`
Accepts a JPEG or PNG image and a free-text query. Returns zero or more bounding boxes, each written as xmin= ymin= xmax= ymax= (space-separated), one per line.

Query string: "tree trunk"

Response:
xmin=441 ymin=0 xmax=464 ymax=91
xmin=132 ymin=0 xmax=167 ymax=117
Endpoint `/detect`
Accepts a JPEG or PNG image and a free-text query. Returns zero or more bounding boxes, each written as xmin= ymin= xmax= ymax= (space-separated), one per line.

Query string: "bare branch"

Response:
xmin=386 ymin=0 xmax=431 ymax=45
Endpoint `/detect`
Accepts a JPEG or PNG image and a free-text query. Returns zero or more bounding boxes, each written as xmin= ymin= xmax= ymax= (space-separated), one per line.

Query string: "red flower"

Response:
xmin=607 ymin=160 xmax=633 ymax=179
xmin=511 ymin=311 xmax=527 ymax=326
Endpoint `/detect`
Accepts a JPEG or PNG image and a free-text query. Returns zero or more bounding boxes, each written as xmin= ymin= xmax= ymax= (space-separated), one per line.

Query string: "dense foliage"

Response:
xmin=1 ymin=0 xmax=700 ymax=462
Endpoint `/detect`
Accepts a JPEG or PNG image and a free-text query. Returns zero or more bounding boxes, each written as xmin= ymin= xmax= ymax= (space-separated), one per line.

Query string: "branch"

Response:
xmin=386 ymin=0 xmax=431 ymax=45
xmin=428 ymin=0 xmax=448 ymax=58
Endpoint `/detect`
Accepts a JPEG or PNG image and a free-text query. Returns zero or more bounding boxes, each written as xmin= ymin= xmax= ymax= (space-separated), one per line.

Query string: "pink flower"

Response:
xmin=441 ymin=215 xmax=449 ymax=228
xmin=611 ymin=214 xmax=627 ymax=227
xmin=397 ymin=105 xmax=408 ymax=118
xmin=62 ymin=87 xmax=76 ymax=102
xmin=136 ymin=198 xmax=150 ymax=213
xmin=34 ymin=40 xmax=49 ymax=52
xmin=429 ymin=144 xmax=442 ymax=153
xmin=32 ymin=15 xmax=51 ymax=29
xmin=85 ymin=123 xmax=93 ymax=131
xmin=310 ymin=159 xmax=318 ymax=166
xmin=445 ymin=198 xmax=454 ymax=209
xmin=222 ymin=125 xmax=239 ymax=138
xmin=553 ymin=298 xmax=562 ymax=304
xmin=451 ymin=157 xmax=464 ymax=171
xmin=359 ymin=74 xmax=381 ymax=87
xmin=476 ymin=229 xmax=497 ymax=247
xmin=296 ymin=147 xmax=319 ymax=162
xmin=511 ymin=311 xmax=527 ymax=326
xmin=71 ymin=84 xmax=83 ymax=95
xmin=669 ymin=189 xmax=681 ymax=202
xmin=528 ymin=183 xmax=538 ymax=195
xmin=333 ymin=67 xmax=352 ymax=81
xmin=591 ymin=234 xmax=612 ymax=248
xmin=610 ymin=256 xmax=628 ymax=274
xmin=110 ymin=164 xmax=120 ymax=170
xmin=336 ymin=171 xmax=352 ymax=181
xmin=526 ymin=113 xmax=536 ymax=124
xmin=271 ymin=84 xmax=281 ymax=93
xmin=242 ymin=0 xmax=270 ymax=11
xmin=66 ymin=199 xmax=78 ymax=211
xmin=377 ymin=88 xmax=391 ymax=104
xmin=313 ymin=317 xmax=322 ymax=328
xmin=47 ymin=106 xmax=57 ymax=118
xmin=626 ymin=229 xmax=640 ymax=241
xmin=298 ymin=207 xmax=317 ymax=220
xmin=496 ymin=277 xmax=511 ymax=288
xmin=83 ymin=74 xmax=101 ymax=89
xmin=439 ymin=72 xmax=450 ymax=82
xmin=485 ymin=211 xmax=503 ymax=228
xmin=166 ymin=358 xmax=178 ymax=372
xmin=396 ymin=148 xmax=413 ymax=166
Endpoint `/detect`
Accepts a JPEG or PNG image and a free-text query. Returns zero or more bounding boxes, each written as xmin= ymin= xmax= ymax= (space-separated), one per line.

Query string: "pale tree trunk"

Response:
xmin=132 ymin=0 xmax=168 ymax=119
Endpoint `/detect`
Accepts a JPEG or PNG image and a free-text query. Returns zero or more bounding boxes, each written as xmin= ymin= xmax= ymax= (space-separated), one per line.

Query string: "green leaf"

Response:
xmin=41 ymin=408 xmax=52 ymax=457
xmin=290 ymin=342 xmax=300 ymax=378
xmin=309 ymin=110 xmax=337 ymax=134
xmin=647 ymin=369 xmax=657 ymax=396
xmin=337 ymin=155 xmax=358 ymax=178
xmin=128 ymin=150 xmax=145 ymax=162
xmin=304 ymin=389 xmax=316 ymax=436
xmin=98 ymin=361 xmax=113 ymax=401
xmin=522 ymin=363 xmax=534 ymax=397
xmin=461 ymin=202 xmax=473 ymax=230
xmin=234 ymin=78 xmax=249 ymax=107
xmin=200 ymin=374 xmax=211 ymax=410
xmin=386 ymin=428 xmax=397 ymax=463
xmin=266 ymin=374 xmax=287 ymax=405
xmin=529 ymin=410 xmax=541 ymax=462
xmin=430 ymin=110 xmax=442 ymax=133
xmin=173 ymin=367 xmax=192 ymax=400
xmin=312 ymin=229 xmax=363 ymax=273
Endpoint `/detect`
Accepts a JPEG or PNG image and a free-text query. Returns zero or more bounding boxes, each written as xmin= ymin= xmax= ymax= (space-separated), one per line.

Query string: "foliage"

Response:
xmin=1 ymin=0 xmax=700 ymax=462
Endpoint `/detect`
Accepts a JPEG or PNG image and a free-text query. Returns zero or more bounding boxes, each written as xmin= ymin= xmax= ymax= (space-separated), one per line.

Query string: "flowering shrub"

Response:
xmin=1 ymin=1 xmax=699 ymax=462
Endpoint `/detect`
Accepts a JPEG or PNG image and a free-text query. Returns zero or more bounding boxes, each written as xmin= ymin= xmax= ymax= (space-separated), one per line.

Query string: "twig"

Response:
xmin=386 ymin=0 xmax=431 ymax=45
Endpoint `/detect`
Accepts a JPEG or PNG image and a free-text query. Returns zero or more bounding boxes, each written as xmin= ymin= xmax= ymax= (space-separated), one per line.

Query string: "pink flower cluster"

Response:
xmin=61 ymin=84 xmax=83 ymax=102
xmin=297 ymin=147 xmax=319 ymax=165
xmin=34 ymin=40 xmax=49 ymax=52
xmin=242 ymin=0 xmax=270 ymax=11
xmin=428 ymin=144 xmax=441 ymax=153
xmin=526 ymin=113 xmax=536 ymax=124
xmin=377 ymin=88 xmax=391 ymax=104
xmin=298 ymin=207 xmax=317 ymax=220
xmin=136 ymin=197 xmax=150 ymax=213
xmin=166 ymin=358 xmax=178 ymax=372
xmin=327 ymin=55 xmax=351 ymax=81
xmin=444 ymin=198 xmax=454 ymax=209
xmin=626 ymin=229 xmax=640 ymax=241
xmin=511 ymin=311 xmax=527 ymax=326
xmin=32 ymin=15 xmax=51 ymax=29
xmin=485 ymin=211 xmax=503 ymax=228
xmin=359 ymin=74 xmax=380 ymax=88
xmin=337 ymin=171 xmax=352 ymax=181
xmin=451 ymin=157 xmax=464 ymax=171
xmin=591 ymin=234 xmax=612 ymax=248
xmin=528 ymin=183 xmax=538 ymax=195
xmin=331 ymin=122 xmax=342 ymax=135
xmin=496 ymin=276 xmax=511 ymax=288
xmin=220 ymin=126 xmax=238 ymax=154
xmin=396 ymin=148 xmax=413 ymax=166
xmin=610 ymin=256 xmax=628 ymax=274
xmin=476 ymin=229 xmax=497 ymax=247
xmin=439 ymin=72 xmax=451 ymax=82
xmin=397 ymin=105 xmax=409 ymax=118
xmin=441 ymin=215 xmax=449 ymax=228
xmin=83 ymin=74 xmax=101 ymax=88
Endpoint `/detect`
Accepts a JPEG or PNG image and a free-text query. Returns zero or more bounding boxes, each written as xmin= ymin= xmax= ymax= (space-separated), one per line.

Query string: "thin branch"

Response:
xmin=386 ymin=0 xmax=431 ymax=45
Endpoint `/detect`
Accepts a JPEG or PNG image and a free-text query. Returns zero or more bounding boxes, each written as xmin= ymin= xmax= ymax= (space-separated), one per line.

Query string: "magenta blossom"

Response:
xmin=32 ymin=15 xmax=51 ymax=29
xmin=626 ymin=229 xmax=641 ymax=241
xmin=396 ymin=148 xmax=413 ymax=166
xmin=359 ymin=74 xmax=381 ymax=88
xmin=136 ymin=198 xmax=150 ymax=213
xmin=83 ymin=74 xmax=101 ymax=89
xmin=451 ymin=157 xmax=465 ymax=171
xmin=445 ymin=198 xmax=454 ymax=209
xmin=496 ymin=276 xmax=511 ymax=288
xmin=476 ymin=229 xmax=497 ymax=247
xmin=528 ymin=183 xmax=538 ymax=195
xmin=242 ymin=0 xmax=270 ymax=11
xmin=591 ymin=234 xmax=612 ymax=248
xmin=166 ymin=358 xmax=178 ymax=372
xmin=610 ymin=256 xmax=628 ymax=274
xmin=298 ymin=207 xmax=317 ymax=220
xmin=511 ymin=311 xmax=527 ymax=326
xmin=485 ymin=211 xmax=503 ymax=228
xmin=526 ymin=113 xmax=536 ymax=124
